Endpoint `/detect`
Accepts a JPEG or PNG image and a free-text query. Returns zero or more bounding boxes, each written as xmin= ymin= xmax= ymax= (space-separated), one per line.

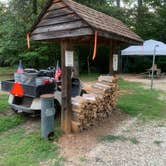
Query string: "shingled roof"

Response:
xmin=30 ymin=0 xmax=143 ymax=44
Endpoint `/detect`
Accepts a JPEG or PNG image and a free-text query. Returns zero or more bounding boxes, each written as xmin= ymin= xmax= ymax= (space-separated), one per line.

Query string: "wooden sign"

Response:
xmin=113 ymin=54 xmax=118 ymax=71
xmin=65 ymin=51 xmax=74 ymax=67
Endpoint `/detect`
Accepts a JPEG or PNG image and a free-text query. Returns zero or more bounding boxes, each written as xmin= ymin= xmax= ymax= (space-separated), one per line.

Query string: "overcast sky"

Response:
xmin=0 ymin=0 xmax=8 ymax=3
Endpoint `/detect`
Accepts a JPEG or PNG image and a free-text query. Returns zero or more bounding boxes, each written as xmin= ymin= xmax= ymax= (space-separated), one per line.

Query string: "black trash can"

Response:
xmin=41 ymin=94 xmax=55 ymax=139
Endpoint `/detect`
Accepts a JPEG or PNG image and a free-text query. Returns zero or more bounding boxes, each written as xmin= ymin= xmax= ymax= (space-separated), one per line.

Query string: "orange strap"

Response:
xmin=27 ymin=32 xmax=30 ymax=49
xmin=92 ymin=31 xmax=98 ymax=60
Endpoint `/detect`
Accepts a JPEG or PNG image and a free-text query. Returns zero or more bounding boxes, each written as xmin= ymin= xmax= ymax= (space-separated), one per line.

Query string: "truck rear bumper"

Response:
xmin=10 ymin=104 xmax=38 ymax=113
xmin=9 ymin=94 xmax=41 ymax=113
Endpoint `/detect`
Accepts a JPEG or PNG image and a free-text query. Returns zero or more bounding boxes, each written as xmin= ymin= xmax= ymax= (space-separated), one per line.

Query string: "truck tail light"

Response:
xmin=11 ymin=82 xmax=24 ymax=97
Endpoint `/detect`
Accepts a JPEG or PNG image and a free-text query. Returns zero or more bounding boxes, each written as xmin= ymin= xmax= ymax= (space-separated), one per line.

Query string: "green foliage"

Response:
xmin=0 ymin=0 xmax=60 ymax=68
xmin=0 ymin=129 xmax=63 ymax=166
xmin=117 ymin=78 xmax=166 ymax=120
xmin=0 ymin=115 xmax=25 ymax=133
xmin=1 ymin=0 xmax=166 ymax=72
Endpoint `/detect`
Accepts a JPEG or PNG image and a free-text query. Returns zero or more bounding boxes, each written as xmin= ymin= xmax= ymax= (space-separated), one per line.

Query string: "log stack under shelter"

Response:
xmin=71 ymin=76 xmax=118 ymax=132
xmin=29 ymin=0 xmax=143 ymax=133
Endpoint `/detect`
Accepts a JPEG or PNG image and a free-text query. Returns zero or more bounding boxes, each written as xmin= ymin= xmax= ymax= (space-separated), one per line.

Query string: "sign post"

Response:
xmin=113 ymin=54 xmax=118 ymax=72
xmin=61 ymin=41 xmax=73 ymax=134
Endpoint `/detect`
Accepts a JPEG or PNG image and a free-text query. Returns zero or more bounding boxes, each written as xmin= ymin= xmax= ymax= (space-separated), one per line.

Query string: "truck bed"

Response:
xmin=1 ymin=80 xmax=55 ymax=98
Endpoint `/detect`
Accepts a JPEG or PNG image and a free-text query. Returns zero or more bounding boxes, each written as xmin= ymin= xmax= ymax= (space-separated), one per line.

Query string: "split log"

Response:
xmin=71 ymin=76 xmax=118 ymax=132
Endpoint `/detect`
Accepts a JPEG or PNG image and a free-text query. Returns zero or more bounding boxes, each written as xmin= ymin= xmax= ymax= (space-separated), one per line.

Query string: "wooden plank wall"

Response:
xmin=31 ymin=0 xmax=93 ymax=41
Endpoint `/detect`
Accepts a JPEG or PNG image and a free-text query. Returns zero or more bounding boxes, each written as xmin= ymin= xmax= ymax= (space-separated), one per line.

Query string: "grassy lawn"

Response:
xmin=0 ymin=94 xmax=25 ymax=133
xmin=117 ymin=78 xmax=166 ymax=120
xmin=0 ymin=93 xmax=63 ymax=165
xmin=0 ymin=67 xmax=15 ymax=81
xmin=0 ymin=128 xmax=63 ymax=166
xmin=0 ymin=67 xmax=16 ymax=75
xmin=0 ymin=115 xmax=25 ymax=133
xmin=0 ymin=75 xmax=14 ymax=81
xmin=0 ymin=94 xmax=9 ymax=112
xmin=80 ymin=72 xmax=100 ymax=82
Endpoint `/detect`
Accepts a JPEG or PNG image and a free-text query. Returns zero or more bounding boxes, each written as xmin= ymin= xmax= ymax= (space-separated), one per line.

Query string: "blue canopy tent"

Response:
xmin=121 ymin=39 xmax=166 ymax=89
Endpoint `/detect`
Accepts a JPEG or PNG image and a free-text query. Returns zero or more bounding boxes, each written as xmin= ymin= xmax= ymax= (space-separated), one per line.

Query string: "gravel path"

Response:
xmin=62 ymin=117 xmax=166 ymax=166
xmin=84 ymin=120 xmax=166 ymax=166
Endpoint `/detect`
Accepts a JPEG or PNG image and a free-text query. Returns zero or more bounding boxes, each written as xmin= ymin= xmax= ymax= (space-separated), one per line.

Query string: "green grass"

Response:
xmin=130 ymin=138 xmax=139 ymax=144
xmin=0 ymin=94 xmax=25 ymax=132
xmin=0 ymin=75 xmax=13 ymax=81
xmin=0 ymin=67 xmax=16 ymax=75
xmin=80 ymin=72 xmax=99 ymax=82
xmin=54 ymin=118 xmax=63 ymax=141
xmin=117 ymin=78 xmax=166 ymax=120
xmin=101 ymin=135 xmax=128 ymax=143
xmin=79 ymin=156 xmax=87 ymax=162
xmin=0 ymin=91 xmax=63 ymax=165
xmin=0 ymin=115 xmax=25 ymax=133
xmin=0 ymin=94 xmax=9 ymax=112
xmin=0 ymin=67 xmax=15 ymax=81
xmin=101 ymin=134 xmax=139 ymax=144
xmin=0 ymin=128 xmax=63 ymax=166
xmin=153 ymin=140 xmax=163 ymax=146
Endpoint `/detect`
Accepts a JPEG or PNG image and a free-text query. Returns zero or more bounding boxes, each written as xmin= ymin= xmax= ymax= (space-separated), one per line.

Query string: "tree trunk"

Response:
xmin=138 ymin=0 xmax=143 ymax=7
xmin=137 ymin=0 xmax=143 ymax=24
xmin=116 ymin=0 xmax=121 ymax=7
xmin=33 ymin=0 xmax=37 ymax=14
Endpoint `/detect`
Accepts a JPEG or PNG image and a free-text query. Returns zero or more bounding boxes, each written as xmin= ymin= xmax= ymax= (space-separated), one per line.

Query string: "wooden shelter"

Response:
xmin=29 ymin=0 xmax=143 ymax=133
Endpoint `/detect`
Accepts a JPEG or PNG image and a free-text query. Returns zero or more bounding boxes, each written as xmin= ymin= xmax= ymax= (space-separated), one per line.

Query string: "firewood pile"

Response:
xmin=71 ymin=76 xmax=118 ymax=132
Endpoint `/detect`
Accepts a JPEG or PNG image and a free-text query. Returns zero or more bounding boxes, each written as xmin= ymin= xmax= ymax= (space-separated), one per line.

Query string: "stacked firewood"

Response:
xmin=71 ymin=76 xmax=118 ymax=132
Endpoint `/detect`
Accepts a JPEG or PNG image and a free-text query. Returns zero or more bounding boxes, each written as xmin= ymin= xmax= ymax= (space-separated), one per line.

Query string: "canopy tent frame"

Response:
xmin=121 ymin=40 xmax=166 ymax=90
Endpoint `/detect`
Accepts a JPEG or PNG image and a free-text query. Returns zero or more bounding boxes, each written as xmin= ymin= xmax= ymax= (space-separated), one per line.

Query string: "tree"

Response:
xmin=32 ymin=0 xmax=37 ymax=14
xmin=116 ymin=0 xmax=121 ymax=7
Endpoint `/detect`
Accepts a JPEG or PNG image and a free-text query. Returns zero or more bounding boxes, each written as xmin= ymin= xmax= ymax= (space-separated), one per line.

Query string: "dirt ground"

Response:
xmin=58 ymin=113 xmax=166 ymax=166
xmin=58 ymin=110 xmax=129 ymax=165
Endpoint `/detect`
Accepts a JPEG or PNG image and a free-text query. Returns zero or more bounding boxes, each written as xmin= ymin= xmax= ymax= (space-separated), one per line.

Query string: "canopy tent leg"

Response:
xmin=151 ymin=45 xmax=159 ymax=90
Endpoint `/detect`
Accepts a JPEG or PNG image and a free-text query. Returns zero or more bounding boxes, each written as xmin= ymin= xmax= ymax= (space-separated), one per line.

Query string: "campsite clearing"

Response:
xmin=0 ymin=72 xmax=166 ymax=166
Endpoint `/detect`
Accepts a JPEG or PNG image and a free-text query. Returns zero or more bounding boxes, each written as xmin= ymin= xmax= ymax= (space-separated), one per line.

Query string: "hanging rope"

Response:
xmin=26 ymin=32 xmax=30 ymax=49
xmin=92 ymin=31 xmax=98 ymax=60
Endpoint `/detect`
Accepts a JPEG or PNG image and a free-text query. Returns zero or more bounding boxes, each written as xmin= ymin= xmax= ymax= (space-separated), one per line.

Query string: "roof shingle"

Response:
xmin=63 ymin=0 xmax=142 ymax=43
xmin=30 ymin=0 xmax=143 ymax=44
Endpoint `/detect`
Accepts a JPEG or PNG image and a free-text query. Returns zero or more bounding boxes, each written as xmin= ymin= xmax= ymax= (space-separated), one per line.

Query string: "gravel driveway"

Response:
xmin=84 ymin=120 xmax=166 ymax=166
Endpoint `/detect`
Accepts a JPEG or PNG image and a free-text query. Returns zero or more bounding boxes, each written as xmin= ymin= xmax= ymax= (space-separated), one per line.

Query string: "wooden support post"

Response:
xmin=61 ymin=40 xmax=73 ymax=134
xmin=109 ymin=40 xmax=114 ymax=74
xmin=109 ymin=40 xmax=117 ymax=75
